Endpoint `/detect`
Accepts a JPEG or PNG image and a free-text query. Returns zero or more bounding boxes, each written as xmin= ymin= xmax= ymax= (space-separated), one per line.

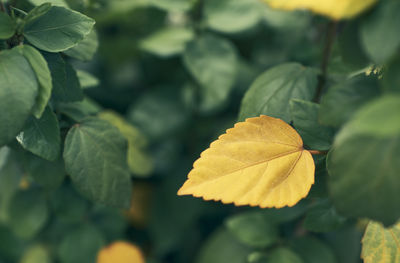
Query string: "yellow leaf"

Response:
xmin=98 ymin=111 xmax=153 ymax=177
xmin=178 ymin=115 xmax=315 ymax=208
xmin=361 ymin=221 xmax=400 ymax=263
xmin=264 ymin=0 xmax=378 ymax=20
xmin=97 ymin=241 xmax=145 ymax=263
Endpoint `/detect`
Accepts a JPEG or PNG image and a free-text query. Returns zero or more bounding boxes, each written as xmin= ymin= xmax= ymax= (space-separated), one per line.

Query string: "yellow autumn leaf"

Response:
xmin=361 ymin=221 xmax=400 ymax=263
xmin=264 ymin=0 xmax=378 ymax=20
xmin=97 ymin=241 xmax=145 ymax=263
xmin=178 ymin=115 xmax=315 ymax=208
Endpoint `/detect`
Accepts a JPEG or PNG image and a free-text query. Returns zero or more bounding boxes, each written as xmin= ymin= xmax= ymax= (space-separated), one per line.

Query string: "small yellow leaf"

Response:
xmin=361 ymin=221 xmax=400 ymax=263
xmin=178 ymin=115 xmax=315 ymax=208
xmin=265 ymin=0 xmax=378 ymax=20
xmin=97 ymin=241 xmax=145 ymax=263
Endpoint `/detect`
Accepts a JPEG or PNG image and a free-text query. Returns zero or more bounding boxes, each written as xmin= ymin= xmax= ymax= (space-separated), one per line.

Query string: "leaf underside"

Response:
xmin=178 ymin=115 xmax=315 ymax=208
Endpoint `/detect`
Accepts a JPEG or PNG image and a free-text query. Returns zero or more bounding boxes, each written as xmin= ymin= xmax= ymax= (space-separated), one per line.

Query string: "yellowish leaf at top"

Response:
xmin=97 ymin=241 xmax=145 ymax=263
xmin=264 ymin=0 xmax=378 ymax=20
xmin=178 ymin=115 xmax=315 ymax=208
xmin=361 ymin=221 xmax=400 ymax=263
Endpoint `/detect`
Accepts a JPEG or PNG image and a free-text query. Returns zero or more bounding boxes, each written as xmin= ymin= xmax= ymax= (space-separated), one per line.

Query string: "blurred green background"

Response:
xmin=0 ymin=0 xmax=369 ymax=262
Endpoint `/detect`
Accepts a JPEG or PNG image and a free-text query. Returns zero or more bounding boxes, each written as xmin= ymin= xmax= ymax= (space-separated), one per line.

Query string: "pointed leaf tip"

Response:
xmin=178 ymin=115 xmax=315 ymax=208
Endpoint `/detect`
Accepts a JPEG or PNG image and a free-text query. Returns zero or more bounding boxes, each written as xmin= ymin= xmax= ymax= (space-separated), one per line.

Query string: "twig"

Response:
xmin=313 ymin=21 xmax=338 ymax=102
xmin=308 ymin=150 xmax=329 ymax=155
xmin=0 ymin=1 xmax=5 ymax=12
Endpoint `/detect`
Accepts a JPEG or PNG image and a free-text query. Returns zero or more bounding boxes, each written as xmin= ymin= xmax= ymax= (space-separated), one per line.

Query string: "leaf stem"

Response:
xmin=309 ymin=150 xmax=329 ymax=155
xmin=313 ymin=21 xmax=338 ymax=102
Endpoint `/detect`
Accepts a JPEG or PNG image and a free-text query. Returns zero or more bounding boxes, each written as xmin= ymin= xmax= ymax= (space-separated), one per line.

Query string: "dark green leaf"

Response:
xmin=338 ymin=22 xmax=369 ymax=68
xmin=63 ymin=117 xmax=132 ymax=208
xmin=266 ymin=247 xmax=304 ymax=263
xmin=58 ymin=225 xmax=104 ymax=263
xmin=226 ymin=211 xmax=279 ymax=248
xmin=183 ymin=34 xmax=238 ymax=113
xmin=0 ymin=224 xmax=26 ymax=262
xmin=382 ymin=57 xmax=400 ymax=93
xmin=16 ymin=45 xmax=52 ymax=118
xmin=58 ymin=97 xmax=101 ymax=121
xmin=290 ymin=99 xmax=334 ymax=150
xmin=203 ymin=0 xmax=262 ymax=33
xmin=64 ymin=29 xmax=98 ymax=61
xmin=148 ymin=0 xmax=195 ymax=12
xmin=24 ymin=6 xmax=95 ymax=52
xmin=0 ymin=49 xmax=38 ymax=147
xmin=76 ymin=70 xmax=99 ymax=89
xmin=17 ymin=107 xmax=61 ymax=161
xmin=303 ymin=200 xmax=346 ymax=233
xmin=0 ymin=12 xmax=16 ymax=39
xmin=24 ymin=154 xmax=66 ymax=190
xmin=128 ymin=88 xmax=188 ymax=140
xmin=8 ymin=189 xmax=48 ymax=239
xmin=360 ymin=0 xmax=400 ymax=64
xmin=53 ymin=60 xmax=84 ymax=103
xmin=289 ymin=236 xmax=337 ymax=263
xmin=319 ymin=74 xmax=380 ymax=127
xmin=195 ymin=228 xmax=251 ymax=263
xmin=50 ymin=184 xmax=88 ymax=224
xmin=239 ymin=63 xmax=318 ymax=122
xmin=328 ymin=95 xmax=400 ymax=226
xmin=139 ymin=27 xmax=194 ymax=57
xmin=24 ymin=3 xmax=52 ymax=25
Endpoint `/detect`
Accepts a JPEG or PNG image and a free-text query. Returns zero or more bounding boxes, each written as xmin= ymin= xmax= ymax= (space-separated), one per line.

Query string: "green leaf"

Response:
xmin=226 ymin=211 xmax=279 ymax=248
xmin=382 ymin=57 xmax=400 ymax=93
xmin=204 ymin=0 xmax=263 ymax=33
xmin=20 ymin=244 xmax=51 ymax=263
xmin=139 ymin=27 xmax=194 ymax=58
xmin=16 ymin=45 xmax=52 ymax=118
xmin=0 ymin=12 xmax=16 ymax=39
xmin=148 ymin=0 xmax=195 ymax=12
xmin=17 ymin=107 xmax=60 ymax=161
xmin=360 ymin=0 xmax=400 ymax=64
xmin=289 ymin=236 xmax=337 ymax=263
xmin=0 ymin=224 xmax=26 ymax=262
xmin=290 ymin=99 xmax=334 ymax=150
xmin=8 ymin=189 xmax=48 ymax=239
xmin=266 ymin=247 xmax=304 ymax=263
xmin=64 ymin=29 xmax=98 ymax=61
xmin=50 ymin=184 xmax=88 ymax=224
xmin=43 ymin=53 xmax=84 ymax=103
xmin=57 ymin=97 xmax=101 ymax=121
xmin=0 ymin=148 xmax=23 ymax=222
xmin=24 ymin=6 xmax=95 ymax=52
xmin=58 ymin=225 xmax=105 ymax=263
xmin=76 ymin=70 xmax=99 ymax=89
xmin=303 ymin=200 xmax=346 ymax=233
xmin=29 ymin=0 xmax=68 ymax=7
xmin=63 ymin=117 xmax=132 ymax=208
xmin=195 ymin=228 xmax=251 ymax=263
xmin=262 ymin=7 xmax=311 ymax=31
xmin=325 ymin=226 xmax=363 ymax=263
xmin=99 ymin=111 xmax=153 ymax=177
xmin=338 ymin=22 xmax=369 ymax=69
xmin=183 ymin=34 xmax=238 ymax=113
xmin=0 ymin=49 xmax=38 ymax=147
xmin=361 ymin=221 xmax=400 ymax=263
xmin=319 ymin=74 xmax=380 ymax=127
xmin=328 ymin=95 xmax=400 ymax=226
xmin=239 ymin=63 xmax=318 ymax=122
xmin=24 ymin=154 xmax=66 ymax=190
xmin=128 ymin=88 xmax=188 ymax=140
xmin=24 ymin=3 xmax=52 ymax=25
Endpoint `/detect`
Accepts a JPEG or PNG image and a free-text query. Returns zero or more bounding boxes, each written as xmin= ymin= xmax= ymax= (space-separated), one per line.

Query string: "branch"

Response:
xmin=313 ymin=21 xmax=338 ymax=102
xmin=0 ymin=1 xmax=5 ymax=12
xmin=309 ymin=150 xmax=329 ymax=155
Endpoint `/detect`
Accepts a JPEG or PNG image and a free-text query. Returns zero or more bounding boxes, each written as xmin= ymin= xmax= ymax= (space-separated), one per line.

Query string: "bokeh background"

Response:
xmin=0 ymin=0 xmax=367 ymax=262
